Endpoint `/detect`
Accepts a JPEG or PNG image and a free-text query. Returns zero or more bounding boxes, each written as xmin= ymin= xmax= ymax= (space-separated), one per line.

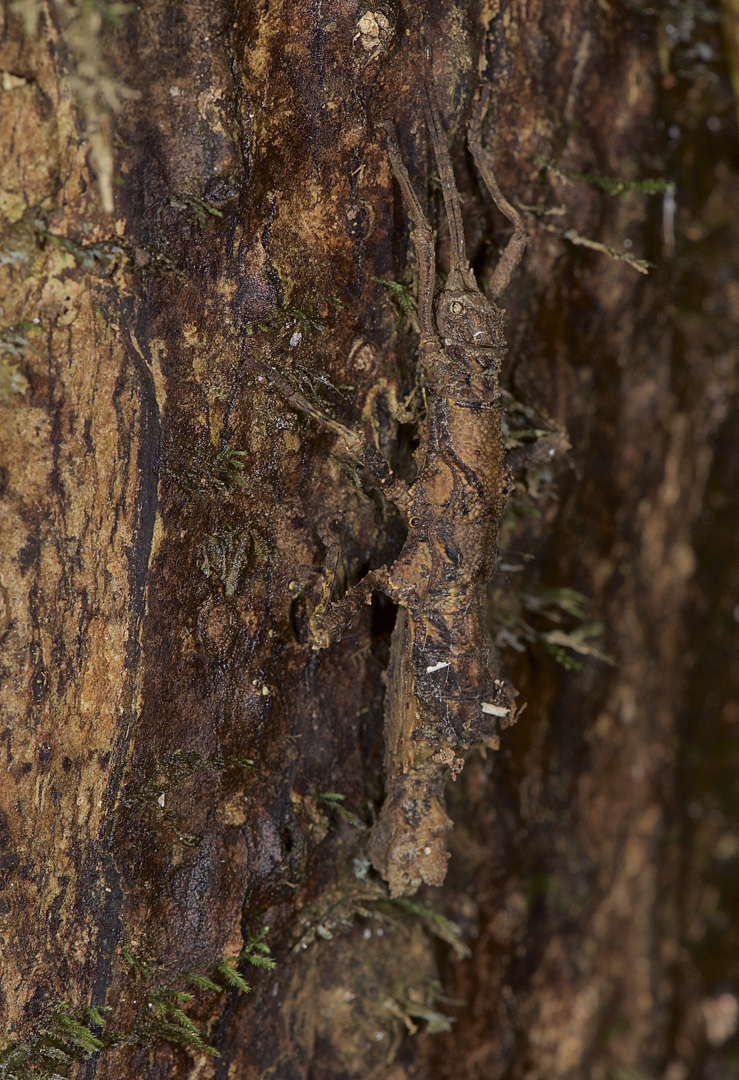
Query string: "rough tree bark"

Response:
xmin=2 ymin=1 xmax=739 ymax=1078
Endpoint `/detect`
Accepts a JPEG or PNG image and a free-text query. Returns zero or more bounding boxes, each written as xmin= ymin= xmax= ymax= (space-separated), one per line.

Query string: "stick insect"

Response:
xmin=253 ymin=84 xmax=528 ymax=896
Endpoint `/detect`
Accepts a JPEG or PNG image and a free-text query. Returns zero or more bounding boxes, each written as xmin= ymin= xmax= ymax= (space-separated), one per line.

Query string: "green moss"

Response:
xmin=381 ymin=898 xmax=470 ymax=961
xmin=317 ymin=792 xmax=363 ymax=828
xmin=168 ymin=194 xmax=224 ymax=225
xmin=117 ymin=929 xmax=276 ymax=1059
xmin=381 ymin=978 xmax=457 ymax=1036
xmin=546 ymin=163 xmax=671 ymax=197
xmin=491 ymin=584 xmax=614 ymax=671
xmin=36 ymin=229 xmax=123 ymax=275
xmin=169 ymin=444 xmax=250 ymax=497
xmin=200 ymin=529 xmax=253 ymax=596
xmin=214 ymin=961 xmax=250 ymax=995
xmin=240 ymin=927 xmax=277 ymax=971
xmin=186 ymin=973 xmax=223 ymax=992
xmin=372 ymin=276 xmax=419 ymax=332
xmin=129 ymin=984 xmax=220 ymax=1057
xmin=0 ymin=1002 xmax=110 ymax=1079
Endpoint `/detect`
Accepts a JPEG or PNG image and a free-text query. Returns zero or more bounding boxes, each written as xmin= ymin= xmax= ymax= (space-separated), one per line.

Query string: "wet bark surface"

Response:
xmin=2 ymin=0 xmax=739 ymax=1078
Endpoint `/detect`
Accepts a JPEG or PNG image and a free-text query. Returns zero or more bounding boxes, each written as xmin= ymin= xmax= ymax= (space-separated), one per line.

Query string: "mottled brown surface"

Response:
xmin=2 ymin=0 xmax=739 ymax=1078
xmin=277 ymin=106 xmax=525 ymax=899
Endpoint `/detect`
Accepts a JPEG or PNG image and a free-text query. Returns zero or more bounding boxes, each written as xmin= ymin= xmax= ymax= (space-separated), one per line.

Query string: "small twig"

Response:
xmin=536 ymin=220 xmax=652 ymax=274
xmin=515 ymin=201 xmax=567 ymax=217
xmin=561 ymin=228 xmax=651 ymax=274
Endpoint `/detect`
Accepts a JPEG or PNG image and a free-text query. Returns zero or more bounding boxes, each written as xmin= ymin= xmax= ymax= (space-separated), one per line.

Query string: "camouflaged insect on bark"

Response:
xmin=252 ymin=84 xmax=528 ymax=897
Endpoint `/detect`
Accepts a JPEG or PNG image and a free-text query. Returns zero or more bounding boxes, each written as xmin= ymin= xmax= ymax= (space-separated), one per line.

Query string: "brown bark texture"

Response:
xmin=2 ymin=0 xmax=739 ymax=1078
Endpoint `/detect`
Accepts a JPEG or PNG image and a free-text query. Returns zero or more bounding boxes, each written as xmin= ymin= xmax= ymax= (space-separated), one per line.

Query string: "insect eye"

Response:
xmin=449 ymin=301 xmax=463 ymax=315
xmin=410 ymin=517 xmax=423 ymax=528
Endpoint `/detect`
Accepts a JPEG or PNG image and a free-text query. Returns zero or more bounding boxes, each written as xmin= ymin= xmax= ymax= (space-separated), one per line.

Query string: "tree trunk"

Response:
xmin=2 ymin=0 xmax=739 ymax=1077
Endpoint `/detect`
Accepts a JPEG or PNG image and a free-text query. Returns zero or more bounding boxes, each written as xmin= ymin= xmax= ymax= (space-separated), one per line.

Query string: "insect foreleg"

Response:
xmin=422 ymin=85 xmax=471 ymax=279
xmin=468 ymin=86 xmax=529 ymax=300
xmin=382 ymin=121 xmax=440 ymax=355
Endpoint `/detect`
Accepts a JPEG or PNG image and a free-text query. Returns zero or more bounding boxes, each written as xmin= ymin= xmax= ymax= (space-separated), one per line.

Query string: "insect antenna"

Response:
xmin=422 ymin=77 xmax=470 ymax=277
